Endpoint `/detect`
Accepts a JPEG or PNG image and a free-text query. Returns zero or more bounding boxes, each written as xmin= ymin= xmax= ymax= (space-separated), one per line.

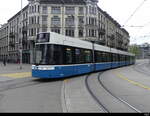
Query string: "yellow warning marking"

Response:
xmin=0 ymin=72 xmax=31 ymax=79
xmin=64 ymin=79 xmax=69 ymax=83
xmin=114 ymin=72 xmax=150 ymax=91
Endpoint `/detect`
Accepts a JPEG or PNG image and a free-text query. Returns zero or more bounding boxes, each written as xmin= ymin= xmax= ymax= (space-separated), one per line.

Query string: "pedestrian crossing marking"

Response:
xmin=0 ymin=72 xmax=31 ymax=78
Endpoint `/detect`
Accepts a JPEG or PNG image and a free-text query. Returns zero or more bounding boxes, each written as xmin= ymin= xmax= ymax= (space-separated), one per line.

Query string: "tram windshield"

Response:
xmin=34 ymin=44 xmax=63 ymax=65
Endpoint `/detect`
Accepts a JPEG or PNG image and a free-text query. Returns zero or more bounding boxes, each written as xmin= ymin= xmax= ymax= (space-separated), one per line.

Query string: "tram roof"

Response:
xmin=38 ymin=32 xmax=135 ymax=56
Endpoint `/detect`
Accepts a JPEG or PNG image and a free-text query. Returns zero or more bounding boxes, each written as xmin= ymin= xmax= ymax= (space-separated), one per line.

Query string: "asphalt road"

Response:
xmin=63 ymin=59 xmax=150 ymax=112
xmin=0 ymin=78 xmax=63 ymax=112
xmin=1 ymin=60 xmax=150 ymax=112
xmin=100 ymin=59 xmax=150 ymax=112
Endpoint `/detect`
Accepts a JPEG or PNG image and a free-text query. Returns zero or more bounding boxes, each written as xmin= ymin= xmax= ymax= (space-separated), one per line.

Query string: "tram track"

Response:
xmin=85 ymin=72 xmax=141 ymax=113
xmin=85 ymin=73 xmax=109 ymax=113
xmin=133 ymin=62 xmax=150 ymax=76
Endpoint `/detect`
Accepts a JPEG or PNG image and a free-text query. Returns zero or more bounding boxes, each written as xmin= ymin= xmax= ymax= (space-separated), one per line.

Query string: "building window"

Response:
xmin=89 ymin=6 xmax=92 ymax=14
xmin=29 ymin=28 xmax=36 ymax=36
xmin=92 ymin=6 xmax=95 ymax=14
xmin=42 ymin=6 xmax=47 ymax=14
xmin=37 ymin=28 xmax=39 ymax=34
xmin=37 ymin=16 xmax=40 ymax=24
xmin=32 ymin=6 xmax=34 ymax=13
xmin=89 ymin=29 xmax=96 ymax=37
xmin=78 ymin=16 xmax=84 ymax=26
xmin=31 ymin=28 xmax=34 ymax=36
xmin=51 ymin=6 xmax=61 ymax=14
xmin=51 ymin=16 xmax=61 ymax=27
xmin=51 ymin=28 xmax=60 ymax=34
xmin=42 ymin=28 xmax=47 ymax=32
xmin=65 ymin=16 xmax=74 ymax=27
xmin=42 ymin=16 xmax=48 ymax=25
xmin=88 ymin=17 xmax=96 ymax=25
xmin=66 ymin=28 xmax=74 ymax=37
xmin=79 ymin=7 xmax=84 ymax=15
xmin=89 ymin=6 xmax=96 ymax=15
xmin=79 ymin=29 xmax=83 ymax=37
xmin=38 ymin=5 xmax=40 ymax=12
xmin=66 ymin=7 xmax=75 ymax=15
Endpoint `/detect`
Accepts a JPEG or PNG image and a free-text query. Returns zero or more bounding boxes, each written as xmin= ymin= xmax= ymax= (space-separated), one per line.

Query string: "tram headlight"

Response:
xmin=32 ymin=66 xmax=55 ymax=70
xmin=38 ymin=67 xmax=55 ymax=70
xmin=38 ymin=67 xmax=44 ymax=70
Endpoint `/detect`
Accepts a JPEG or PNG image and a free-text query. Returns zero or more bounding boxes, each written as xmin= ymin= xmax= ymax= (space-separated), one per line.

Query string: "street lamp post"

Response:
xmin=91 ymin=40 xmax=95 ymax=71
xmin=20 ymin=0 xmax=23 ymax=69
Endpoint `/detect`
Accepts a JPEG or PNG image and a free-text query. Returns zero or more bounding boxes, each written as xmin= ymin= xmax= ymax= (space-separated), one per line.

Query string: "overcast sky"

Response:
xmin=99 ymin=0 xmax=150 ymax=45
xmin=0 ymin=0 xmax=150 ymax=45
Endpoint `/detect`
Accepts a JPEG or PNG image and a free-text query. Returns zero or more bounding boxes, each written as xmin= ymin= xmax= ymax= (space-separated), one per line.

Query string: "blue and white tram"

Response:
xmin=32 ymin=32 xmax=135 ymax=79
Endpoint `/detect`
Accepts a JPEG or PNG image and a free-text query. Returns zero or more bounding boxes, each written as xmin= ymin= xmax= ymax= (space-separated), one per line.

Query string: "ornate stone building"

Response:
xmin=0 ymin=0 xmax=130 ymax=63
xmin=0 ymin=24 xmax=8 ymax=61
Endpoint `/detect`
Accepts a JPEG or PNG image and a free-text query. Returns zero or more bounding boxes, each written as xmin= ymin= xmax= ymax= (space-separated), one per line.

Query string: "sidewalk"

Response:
xmin=0 ymin=62 xmax=32 ymax=81
xmin=0 ymin=62 xmax=32 ymax=74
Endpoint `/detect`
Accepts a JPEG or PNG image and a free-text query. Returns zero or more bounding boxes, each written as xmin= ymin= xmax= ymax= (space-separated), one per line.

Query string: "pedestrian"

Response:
xmin=3 ymin=59 xmax=6 ymax=66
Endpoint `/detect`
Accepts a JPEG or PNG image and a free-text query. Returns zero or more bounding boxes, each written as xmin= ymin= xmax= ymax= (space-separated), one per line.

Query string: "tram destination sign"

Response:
xmin=36 ymin=33 xmax=50 ymax=43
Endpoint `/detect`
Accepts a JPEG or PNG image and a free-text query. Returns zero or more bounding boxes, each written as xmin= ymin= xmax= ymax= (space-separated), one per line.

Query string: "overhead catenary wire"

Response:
xmin=122 ymin=0 xmax=148 ymax=27
xmin=132 ymin=20 xmax=150 ymax=43
xmin=125 ymin=0 xmax=149 ymax=44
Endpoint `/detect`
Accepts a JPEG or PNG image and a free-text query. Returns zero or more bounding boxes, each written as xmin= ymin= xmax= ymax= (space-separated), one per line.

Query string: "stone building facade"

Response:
xmin=0 ymin=0 xmax=130 ymax=64
xmin=0 ymin=24 xmax=8 ymax=61
xmin=137 ymin=43 xmax=150 ymax=59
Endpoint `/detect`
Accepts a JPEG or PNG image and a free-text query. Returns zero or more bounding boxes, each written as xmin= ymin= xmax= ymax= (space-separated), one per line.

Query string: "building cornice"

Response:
xmin=39 ymin=0 xmax=86 ymax=5
xmin=8 ymin=5 xmax=29 ymax=22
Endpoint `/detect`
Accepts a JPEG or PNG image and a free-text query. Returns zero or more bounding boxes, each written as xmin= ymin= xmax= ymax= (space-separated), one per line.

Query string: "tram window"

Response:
xmin=111 ymin=54 xmax=114 ymax=62
xmin=105 ymin=52 xmax=109 ymax=62
xmin=114 ymin=54 xmax=117 ymax=62
xmin=123 ymin=55 xmax=125 ymax=61
xmin=84 ymin=50 xmax=92 ymax=63
xmin=120 ymin=55 xmax=123 ymax=61
xmin=75 ymin=48 xmax=91 ymax=64
xmin=96 ymin=51 xmax=106 ymax=62
xmin=105 ymin=53 xmax=108 ymax=62
xmin=65 ymin=47 xmax=73 ymax=64
xmin=95 ymin=51 xmax=101 ymax=63
xmin=102 ymin=52 xmax=105 ymax=62
xmin=107 ymin=53 xmax=111 ymax=62
xmin=111 ymin=54 xmax=113 ymax=62
xmin=123 ymin=56 xmax=125 ymax=61
xmin=95 ymin=51 xmax=111 ymax=63
xmin=112 ymin=54 xmax=114 ymax=62
xmin=117 ymin=54 xmax=120 ymax=62
xmin=125 ymin=56 xmax=127 ymax=61
xmin=75 ymin=48 xmax=81 ymax=64
xmin=35 ymin=44 xmax=63 ymax=65
xmin=116 ymin=54 xmax=118 ymax=62
xmin=53 ymin=45 xmax=63 ymax=65
xmin=80 ymin=49 xmax=85 ymax=63
xmin=122 ymin=55 xmax=125 ymax=61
